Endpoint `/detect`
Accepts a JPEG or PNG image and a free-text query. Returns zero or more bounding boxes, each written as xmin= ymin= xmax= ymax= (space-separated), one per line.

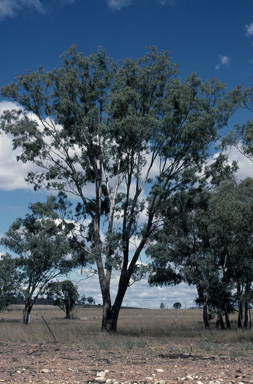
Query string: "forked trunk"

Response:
xmin=101 ymin=274 xmax=129 ymax=332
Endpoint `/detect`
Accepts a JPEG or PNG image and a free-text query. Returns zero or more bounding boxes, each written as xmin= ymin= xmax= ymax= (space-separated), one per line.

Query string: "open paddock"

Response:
xmin=0 ymin=305 xmax=252 ymax=357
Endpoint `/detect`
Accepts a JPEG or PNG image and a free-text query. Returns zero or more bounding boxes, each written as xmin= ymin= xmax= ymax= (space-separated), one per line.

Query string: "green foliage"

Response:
xmin=0 ymin=197 xmax=77 ymax=323
xmin=148 ymin=177 xmax=253 ymax=329
xmin=222 ymin=84 xmax=253 ymax=161
xmin=173 ymin=302 xmax=182 ymax=309
xmin=0 ymin=45 xmax=240 ymax=330
xmin=0 ymin=254 xmax=22 ymax=311
xmin=87 ymin=296 xmax=95 ymax=305
xmin=45 ymin=280 xmax=79 ymax=318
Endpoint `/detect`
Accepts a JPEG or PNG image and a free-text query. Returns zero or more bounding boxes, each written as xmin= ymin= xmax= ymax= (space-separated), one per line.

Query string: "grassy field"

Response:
xmin=0 ymin=305 xmax=253 ymax=356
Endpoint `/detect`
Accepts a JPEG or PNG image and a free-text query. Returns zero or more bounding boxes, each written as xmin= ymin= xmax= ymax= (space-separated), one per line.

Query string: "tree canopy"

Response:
xmin=0 ymin=45 xmax=240 ymax=330
xmin=0 ymin=254 xmax=22 ymax=311
xmin=148 ymin=177 xmax=253 ymax=329
xmin=45 ymin=280 xmax=79 ymax=319
xmin=0 ymin=197 xmax=77 ymax=323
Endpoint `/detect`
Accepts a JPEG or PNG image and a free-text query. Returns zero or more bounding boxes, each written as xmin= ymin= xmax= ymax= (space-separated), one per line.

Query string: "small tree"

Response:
xmin=173 ymin=302 xmax=182 ymax=309
xmin=45 ymin=280 xmax=79 ymax=318
xmin=87 ymin=296 xmax=95 ymax=305
xmin=0 ymin=197 xmax=78 ymax=324
xmin=0 ymin=254 xmax=22 ymax=311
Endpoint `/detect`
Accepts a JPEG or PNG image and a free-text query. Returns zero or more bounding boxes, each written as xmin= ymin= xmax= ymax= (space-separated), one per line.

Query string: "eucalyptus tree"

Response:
xmin=45 ymin=280 xmax=79 ymax=319
xmin=0 ymin=45 xmax=240 ymax=331
xmin=147 ymin=185 xmax=223 ymax=329
xmin=0 ymin=254 xmax=22 ymax=311
xmin=0 ymin=197 xmax=77 ymax=324
xmin=222 ymin=84 xmax=253 ymax=161
xmin=208 ymin=178 xmax=253 ymax=329
xmin=148 ymin=177 xmax=253 ymax=330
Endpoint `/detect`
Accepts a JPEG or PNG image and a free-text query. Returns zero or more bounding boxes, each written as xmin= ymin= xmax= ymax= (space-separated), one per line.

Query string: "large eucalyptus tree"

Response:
xmin=0 ymin=45 xmax=240 ymax=330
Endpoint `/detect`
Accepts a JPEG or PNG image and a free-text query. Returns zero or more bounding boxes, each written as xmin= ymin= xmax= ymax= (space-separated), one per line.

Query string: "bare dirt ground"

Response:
xmin=0 ymin=342 xmax=253 ymax=384
xmin=1 ymin=307 xmax=253 ymax=383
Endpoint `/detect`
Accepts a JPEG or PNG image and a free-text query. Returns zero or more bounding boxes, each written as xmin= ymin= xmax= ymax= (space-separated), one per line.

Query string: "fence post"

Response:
xmin=42 ymin=316 xmax=57 ymax=343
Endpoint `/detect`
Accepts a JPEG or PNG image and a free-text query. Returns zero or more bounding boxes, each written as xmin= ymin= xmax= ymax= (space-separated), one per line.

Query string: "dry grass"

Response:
xmin=0 ymin=305 xmax=253 ymax=357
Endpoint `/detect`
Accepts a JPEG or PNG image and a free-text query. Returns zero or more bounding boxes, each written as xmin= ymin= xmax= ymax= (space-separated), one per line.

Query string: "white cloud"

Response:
xmin=74 ymin=268 xmax=197 ymax=309
xmin=0 ymin=0 xmax=75 ymax=21
xmin=245 ymin=22 xmax=253 ymax=37
xmin=106 ymin=0 xmax=133 ymax=10
xmin=0 ymin=102 xmax=42 ymax=191
xmin=0 ymin=0 xmax=18 ymax=17
xmin=215 ymin=55 xmax=230 ymax=70
xmin=106 ymin=0 xmax=174 ymax=9
xmin=220 ymin=55 xmax=229 ymax=65
xmin=0 ymin=0 xmax=44 ymax=19
xmin=225 ymin=145 xmax=253 ymax=181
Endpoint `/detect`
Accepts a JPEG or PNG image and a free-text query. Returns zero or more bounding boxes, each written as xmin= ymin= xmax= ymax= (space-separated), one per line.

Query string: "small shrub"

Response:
xmin=242 ymin=343 xmax=253 ymax=350
xmin=198 ymin=340 xmax=216 ymax=351
xmin=96 ymin=340 xmax=111 ymax=350
xmin=230 ymin=349 xmax=242 ymax=357
xmin=135 ymin=338 xmax=147 ymax=347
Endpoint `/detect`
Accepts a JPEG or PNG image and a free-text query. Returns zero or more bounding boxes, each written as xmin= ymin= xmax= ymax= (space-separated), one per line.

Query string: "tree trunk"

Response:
xmin=237 ymin=280 xmax=243 ymax=328
xmin=215 ymin=292 xmax=226 ymax=329
xmin=196 ymin=284 xmax=209 ymax=328
xmin=238 ymin=306 xmax=242 ymax=328
xmin=65 ymin=302 xmax=70 ymax=319
xmin=23 ymin=303 xmax=32 ymax=324
xmin=101 ymin=292 xmax=113 ymax=331
xmin=220 ymin=314 xmax=225 ymax=329
xmin=101 ymin=273 xmax=129 ymax=332
xmin=215 ymin=310 xmax=224 ymax=329
xmin=203 ymin=295 xmax=210 ymax=329
xmin=224 ymin=305 xmax=231 ymax=329
xmin=244 ymin=302 xmax=248 ymax=329
xmin=249 ymin=305 xmax=252 ymax=330
xmin=238 ymin=301 xmax=245 ymax=329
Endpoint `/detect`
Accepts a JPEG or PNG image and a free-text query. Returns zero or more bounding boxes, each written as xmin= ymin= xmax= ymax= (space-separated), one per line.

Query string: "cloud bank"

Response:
xmin=0 ymin=100 xmax=252 ymax=189
xmin=74 ymin=268 xmax=198 ymax=309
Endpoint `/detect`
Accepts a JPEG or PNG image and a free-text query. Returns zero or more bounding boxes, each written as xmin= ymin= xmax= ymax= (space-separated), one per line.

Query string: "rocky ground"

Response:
xmin=0 ymin=343 xmax=253 ymax=384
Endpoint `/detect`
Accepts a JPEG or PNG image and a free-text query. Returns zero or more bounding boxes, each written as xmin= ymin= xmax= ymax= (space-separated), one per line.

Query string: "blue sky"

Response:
xmin=0 ymin=0 xmax=253 ymax=309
